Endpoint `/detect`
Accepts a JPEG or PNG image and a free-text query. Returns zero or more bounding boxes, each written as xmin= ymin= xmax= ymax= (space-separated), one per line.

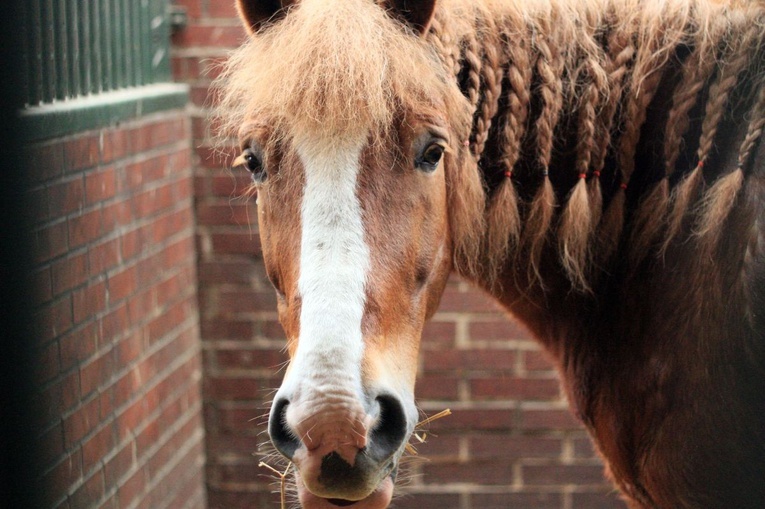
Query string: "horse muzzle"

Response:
xmin=268 ymin=391 xmax=410 ymax=508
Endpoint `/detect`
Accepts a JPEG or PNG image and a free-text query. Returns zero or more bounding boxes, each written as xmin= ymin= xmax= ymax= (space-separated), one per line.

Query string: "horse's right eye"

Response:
xmin=237 ymin=147 xmax=267 ymax=183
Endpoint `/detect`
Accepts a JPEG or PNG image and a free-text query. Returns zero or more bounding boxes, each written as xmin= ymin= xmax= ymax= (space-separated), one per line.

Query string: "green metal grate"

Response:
xmin=22 ymin=0 xmax=172 ymax=107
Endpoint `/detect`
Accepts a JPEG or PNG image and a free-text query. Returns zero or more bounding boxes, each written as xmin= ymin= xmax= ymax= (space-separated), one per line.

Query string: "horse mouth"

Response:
xmin=297 ymin=473 xmax=394 ymax=509
xmin=327 ymin=499 xmax=359 ymax=507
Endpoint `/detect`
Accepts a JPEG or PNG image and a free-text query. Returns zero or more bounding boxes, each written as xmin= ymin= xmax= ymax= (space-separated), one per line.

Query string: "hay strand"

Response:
xmin=259 ymin=461 xmax=292 ymax=509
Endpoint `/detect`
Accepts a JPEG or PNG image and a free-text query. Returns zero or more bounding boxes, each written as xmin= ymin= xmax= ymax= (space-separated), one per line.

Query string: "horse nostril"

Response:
xmin=269 ymin=398 xmax=300 ymax=460
xmin=368 ymin=395 xmax=408 ymax=462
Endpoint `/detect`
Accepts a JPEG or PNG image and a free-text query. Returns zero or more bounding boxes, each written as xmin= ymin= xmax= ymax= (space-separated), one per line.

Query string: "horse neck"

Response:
xmin=432 ymin=0 xmax=765 ymax=343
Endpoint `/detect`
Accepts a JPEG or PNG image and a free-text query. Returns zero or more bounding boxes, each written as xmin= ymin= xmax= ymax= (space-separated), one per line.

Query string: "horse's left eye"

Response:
xmin=416 ymin=143 xmax=445 ymax=172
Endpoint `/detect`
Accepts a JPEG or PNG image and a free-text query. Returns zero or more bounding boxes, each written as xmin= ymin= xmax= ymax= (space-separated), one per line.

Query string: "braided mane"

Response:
xmin=426 ymin=0 xmax=765 ymax=290
xmin=216 ymin=0 xmax=765 ymax=291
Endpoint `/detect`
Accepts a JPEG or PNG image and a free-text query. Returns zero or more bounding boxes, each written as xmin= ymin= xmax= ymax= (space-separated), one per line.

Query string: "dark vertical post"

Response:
xmin=0 ymin=1 xmax=45 ymax=507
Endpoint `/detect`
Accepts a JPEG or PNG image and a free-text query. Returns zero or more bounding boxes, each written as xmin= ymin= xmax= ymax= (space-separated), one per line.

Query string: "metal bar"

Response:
xmin=101 ymin=0 xmax=112 ymax=92
xmin=123 ymin=0 xmax=133 ymax=87
xmin=64 ymin=0 xmax=82 ymax=99
xmin=79 ymin=0 xmax=92 ymax=95
xmin=40 ymin=0 xmax=56 ymax=103
xmin=24 ymin=0 xmax=44 ymax=106
xmin=54 ymin=0 xmax=69 ymax=100
xmin=89 ymin=0 xmax=101 ymax=94
xmin=112 ymin=0 xmax=124 ymax=89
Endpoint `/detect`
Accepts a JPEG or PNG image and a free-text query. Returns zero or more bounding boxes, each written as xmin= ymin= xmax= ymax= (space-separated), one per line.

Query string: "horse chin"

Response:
xmin=297 ymin=473 xmax=394 ymax=509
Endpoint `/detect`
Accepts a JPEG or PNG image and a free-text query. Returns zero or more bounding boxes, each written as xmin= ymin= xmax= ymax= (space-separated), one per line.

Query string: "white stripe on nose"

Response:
xmin=285 ymin=135 xmax=370 ymax=403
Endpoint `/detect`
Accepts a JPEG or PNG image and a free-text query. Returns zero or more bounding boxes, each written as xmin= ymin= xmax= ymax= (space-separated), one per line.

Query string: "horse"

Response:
xmin=216 ymin=0 xmax=765 ymax=507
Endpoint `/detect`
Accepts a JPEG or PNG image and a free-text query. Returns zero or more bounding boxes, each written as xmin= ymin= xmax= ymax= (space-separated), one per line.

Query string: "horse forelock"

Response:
xmin=215 ymin=0 xmax=467 ymax=144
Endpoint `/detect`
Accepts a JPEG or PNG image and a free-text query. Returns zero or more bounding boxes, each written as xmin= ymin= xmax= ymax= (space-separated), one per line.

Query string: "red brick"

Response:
xmin=37 ymin=340 xmax=61 ymax=383
xmin=173 ymin=24 xmax=246 ymax=49
xmin=196 ymin=145 xmax=238 ymax=170
xmin=101 ymin=130 xmax=127 ymax=164
xmin=26 ymin=141 xmax=65 ymax=183
xmin=47 ymin=176 xmax=85 ymax=216
xmin=63 ymin=397 xmax=102 ymax=447
xmin=103 ymin=444 xmax=135 ymax=487
xmin=88 ymin=238 xmax=120 ymax=274
xmin=209 ymin=173 xmax=254 ymax=197
xmin=521 ymin=409 xmax=582 ymax=430
xmin=436 ymin=288 xmax=502 ymax=313
xmin=421 ymin=320 xmax=457 ymax=347
xmin=205 ymin=376 xmax=277 ymax=401
xmin=422 ymin=349 xmax=516 ymax=372
xmin=470 ymin=377 xmax=561 ymax=400
xmin=57 ymin=370 xmax=82 ymax=414
xmin=468 ymin=317 xmax=532 ymax=341
xmin=51 ymin=251 xmax=88 ymax=296
xmin=82 ymin=424 xmax=116 ymax=472
xmin=526 ymin=349 xmax=556 ymax=371
xmin=210 ymin=232 xmax=261 ymax=255
xmin=63 ymin=134 xmax=100 ymax=172
xmin=101 ymin=304 xmax=130 ymax=341
xmin=429 ymin=409 xmax=517 ymax=431
xmin=38 ymin=422 xmax=66 ymax=469
xmin=470 ymin=492 xmax=563 ymax=509
xmin=197 ymin=261 xmax=259 ymax=285
xmin=68 ymin=208 xmax=104 ymax=247
xmin=416 ymin=375 xmax=460 ymax=400
xmin=101 ymin=200 xmax=133 ymax=231
xmin=73 ymin=279 xmax=107 ymax=324
xmin=571 ymin=491 xmax=628 ymax=508
xmin=117 ymin=467 xmax=146 ymax=507
xmin=200 ymin=318 xmax=256 ymax=340
xmin=217 ymin=289 xmax=277 ymax=315
xmin=196 ymin=203 xmax=254 ymax=226
xmin=43 ymin=450 xmax=83 ymax=503
xmin=214 ymin=348 xmax=287 ymax=371
xmin=208 ymin=0 xmax=238 ymax=18
xmin=80 ymin=351 xmax=114 ymax=396
xmin=523 ymin=464 xmax=606 ymax=486
xmin=108 ymin=265 xmax=138 ymax=303
xmin=574 ymin=437 xmax=600 ymax=458
xmin=395 ymin=494 xmax=462 ymax=509
xmin=422 ymin=459 xmax=515 ymax=485
xmin=33 ymin=267 xmax=53 ymax=302
xmin=34 ymin=220 xmax=69 ymax=263
xmin=470 ymin=435 xmax=562 ymax=460
xmin=37 ymin=295 xmax=73 ymax=341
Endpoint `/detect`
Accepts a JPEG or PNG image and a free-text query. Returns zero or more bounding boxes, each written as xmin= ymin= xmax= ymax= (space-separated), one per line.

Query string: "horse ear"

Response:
xmin=236 ymin=0 xmax=298 ymax=34
xmin=383 ymin=0 xmax=438 ymax=35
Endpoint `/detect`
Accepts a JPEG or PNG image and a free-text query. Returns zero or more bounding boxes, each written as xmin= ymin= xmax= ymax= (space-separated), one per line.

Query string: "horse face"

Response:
xmin=241 ymin=112 xmax=453 ymax=506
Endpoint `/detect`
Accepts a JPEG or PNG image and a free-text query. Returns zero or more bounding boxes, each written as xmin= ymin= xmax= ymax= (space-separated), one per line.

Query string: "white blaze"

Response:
xmin=285 ymin=136 xmax=370 ymax=401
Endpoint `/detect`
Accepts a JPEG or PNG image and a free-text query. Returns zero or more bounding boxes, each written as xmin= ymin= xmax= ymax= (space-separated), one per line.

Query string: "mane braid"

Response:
xmin=559 ymin=8 xmax=609 ymax=291
xmin=524 ymin=8 xmax=568 ymax=286
xmin=693 ymin=16 xmax=765 ymax=250
xmin=601 ymin=1 xmax=692 ymax=266
xmin=592 ymin=12 xmax=637 ymax=263
xmin=484 ymin=14 xmax=531 ymax=279
xmin=736 ymin=78 xmax=765 ymax=172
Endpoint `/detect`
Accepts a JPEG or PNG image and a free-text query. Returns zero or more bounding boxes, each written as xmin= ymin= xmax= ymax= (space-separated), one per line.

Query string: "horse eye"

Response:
xmin=240 ymin=148 xmax=266 ymax=182
xmin=416 ymin=143 xmax=445 ymax=172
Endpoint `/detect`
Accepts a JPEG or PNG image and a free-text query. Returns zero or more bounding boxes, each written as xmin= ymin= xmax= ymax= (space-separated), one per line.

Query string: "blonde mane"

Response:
xmin=216 ymin=0 xmax=469 ymax=143
xmin=216 ymin=0 xmax=765 ymax=291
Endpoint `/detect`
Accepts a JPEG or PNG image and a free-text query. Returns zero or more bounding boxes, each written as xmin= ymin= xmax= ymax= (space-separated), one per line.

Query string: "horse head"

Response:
xmin=222 ymin=0 xmax=480 ymax=506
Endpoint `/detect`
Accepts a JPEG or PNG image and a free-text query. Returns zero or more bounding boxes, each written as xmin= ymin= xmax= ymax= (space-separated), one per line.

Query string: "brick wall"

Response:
xmin=26 ymin=111 xmax=207 ymax=509
xmin=178 ymin=2 xmax=625 ymax=508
